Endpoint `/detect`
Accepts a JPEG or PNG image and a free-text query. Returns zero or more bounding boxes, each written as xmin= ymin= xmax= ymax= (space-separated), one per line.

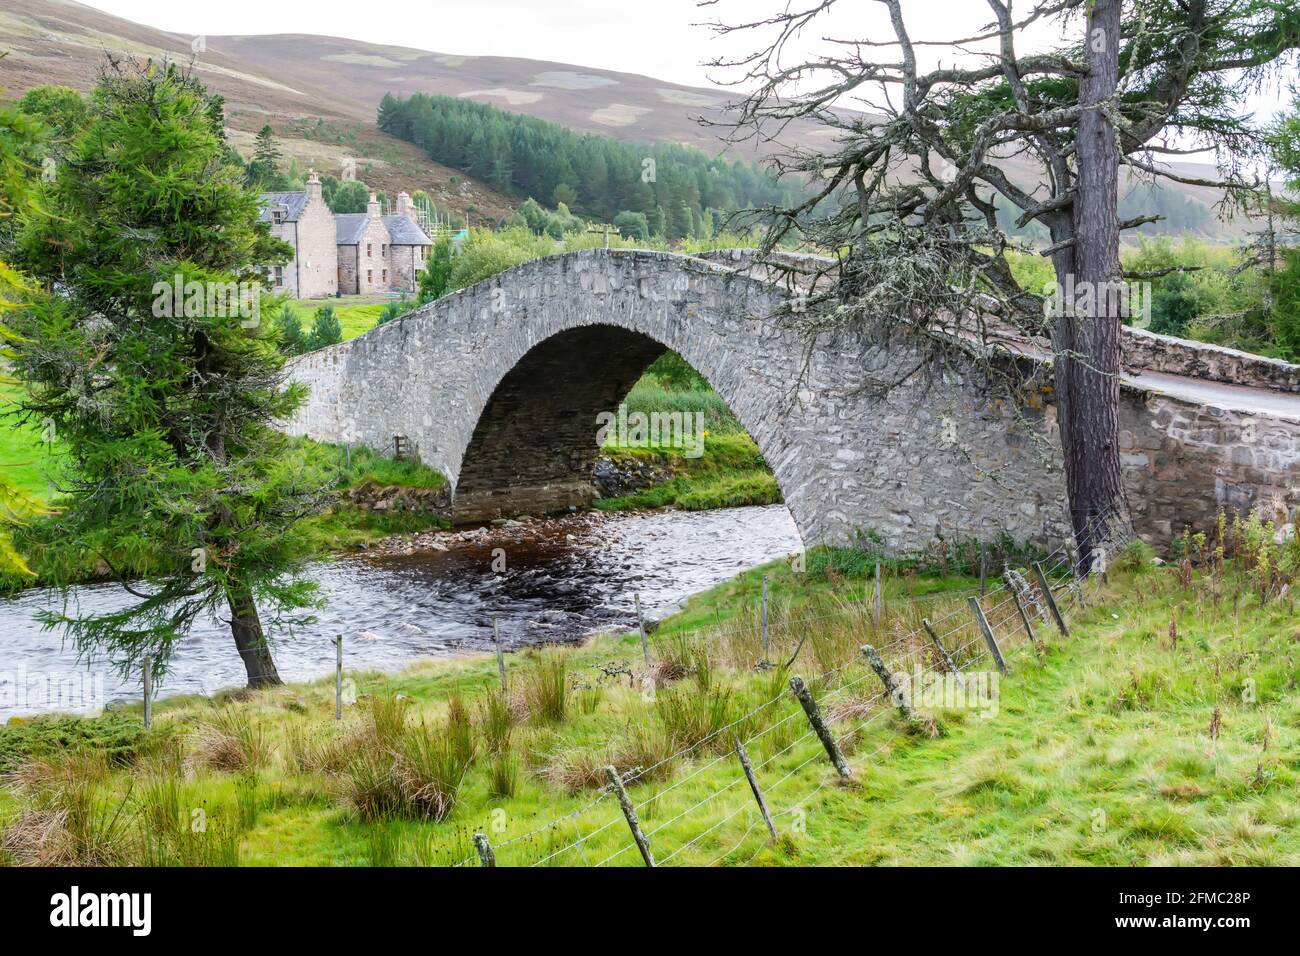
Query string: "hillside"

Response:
xmin=0 ymin=0 xmax=1256 ymax=240
xmin=0 ymin=0 xmax=515 ymax=224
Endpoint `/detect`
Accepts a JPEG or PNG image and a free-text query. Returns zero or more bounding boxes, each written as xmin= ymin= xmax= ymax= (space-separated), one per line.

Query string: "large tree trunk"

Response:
xmin=227 ymin=584 xmax=282 ymax=688
xmin=1053 ymin=0 xmax=1130 ymax=574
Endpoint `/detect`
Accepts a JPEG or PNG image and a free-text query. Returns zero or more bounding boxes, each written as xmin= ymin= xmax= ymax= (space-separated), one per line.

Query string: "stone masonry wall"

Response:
xmin=697 ymin=249 xmax=1300 ymax=395
xmin=266 ymin=219 xmax=300 ymax=298
xmin=389 ymin=244 xmax=422 ymax=294
xmin=354 ymin=218 xmax=391 ymax=296
xmin=1119 ymin=391 xmax=1300 ymax=541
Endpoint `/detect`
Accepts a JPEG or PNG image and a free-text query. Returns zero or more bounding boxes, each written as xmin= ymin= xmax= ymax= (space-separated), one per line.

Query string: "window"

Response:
xmin=271 ymin=209 xmax=284 ymax=224
xmin=382 ymin=244 xmax=388 ymax=258
xmin=273 ymin=266 xmax=283 ymax=287
xmin=382 ymin=269 xmax=388 ymax=283
xmin=367 ymin=269 xmax=373 ymax=284
xmin=366 ymin=243 xmax=372 ymax=258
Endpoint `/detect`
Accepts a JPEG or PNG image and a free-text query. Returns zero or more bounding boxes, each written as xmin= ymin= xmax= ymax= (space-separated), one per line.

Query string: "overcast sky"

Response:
xmin=81 ymin=0 xmax=1292 ymax=121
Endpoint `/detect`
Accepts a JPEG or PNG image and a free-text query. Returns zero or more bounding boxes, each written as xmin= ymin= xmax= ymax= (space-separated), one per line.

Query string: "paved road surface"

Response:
xmin=1123 ymin=369 xmax=1300 ymax=419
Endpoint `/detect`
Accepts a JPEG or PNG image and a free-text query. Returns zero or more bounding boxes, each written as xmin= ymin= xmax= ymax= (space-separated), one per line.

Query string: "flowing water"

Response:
xmin=0 ymin=504 xmax=802 ymax=718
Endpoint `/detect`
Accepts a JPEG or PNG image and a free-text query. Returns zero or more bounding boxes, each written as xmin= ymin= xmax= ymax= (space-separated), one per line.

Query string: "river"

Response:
xmin=0 ymin=504 xmax=802 ymax=718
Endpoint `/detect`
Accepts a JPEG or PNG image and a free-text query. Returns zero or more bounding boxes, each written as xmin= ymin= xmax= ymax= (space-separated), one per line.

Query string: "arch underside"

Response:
xmin=453 ymin=325 xmax=667 ymax=523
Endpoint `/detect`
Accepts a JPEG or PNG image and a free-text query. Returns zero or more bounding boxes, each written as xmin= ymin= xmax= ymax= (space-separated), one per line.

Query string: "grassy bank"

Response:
xmin=2 ymin=536 xmax=1295 ymax=866
xmin=291 ymin=299 xmax=387 ymax=342
xmin=0 ymin=436 xmax=448 ymax=591
xmin=595 ymin=378 xmax=781 ymax=512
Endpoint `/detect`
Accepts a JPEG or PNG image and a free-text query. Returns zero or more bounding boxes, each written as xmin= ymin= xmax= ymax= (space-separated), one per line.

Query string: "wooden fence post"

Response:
xmin=979 ymin=543 xmax=988 ymax=595
xmin=967 ymin=598 xmax=1007 ymax=674
xmin=734 ymin=739 xmax=777 ymax=840
xmin=142 ymin=655 xmax=152 ymax=730
xmin=861 ymin=644 xmax=911 ymax=718
xmin=1004 ymin=572 xmax=1041 ymax=650
xmin=789 ymin=676 xmax=852 ymax=780
xmin=492 ymin=615 xmax=507 ymax=692
xmin=472 ymin=832 xmax=497 ymax=867
xmin=921 ymin=618 xmax=963 ymax=683
xmin=1031 ymin=561 xmax=1070 ymax=637
xmin=634 ymin=594 xmax=650 ymax=666
xmin=335 ymin=635 xmax=343 ymax=721
xmin=760 ymin=574 xmax=769 ymax=661
xmin=605 ymin=766 xmax=655 ymax=867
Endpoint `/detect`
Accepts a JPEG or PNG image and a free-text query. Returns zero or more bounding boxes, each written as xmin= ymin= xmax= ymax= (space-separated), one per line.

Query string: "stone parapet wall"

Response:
xmin=1121 ymin=327 xmax=1300 ymax=394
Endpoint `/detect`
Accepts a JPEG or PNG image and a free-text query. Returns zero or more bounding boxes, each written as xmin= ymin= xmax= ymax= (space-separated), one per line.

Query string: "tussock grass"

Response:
xmin=523 ymin=650 xmax=568 ymax=724
xmin=189 ymin=708 xmax=270 ymax=772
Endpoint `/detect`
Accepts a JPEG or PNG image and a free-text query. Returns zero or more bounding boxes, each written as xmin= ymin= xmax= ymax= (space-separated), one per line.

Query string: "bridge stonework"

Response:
xmin=285 ymin=249 xmax=1298 ymax=553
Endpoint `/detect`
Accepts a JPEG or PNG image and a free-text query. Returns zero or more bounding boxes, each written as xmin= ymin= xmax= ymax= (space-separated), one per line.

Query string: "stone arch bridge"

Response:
xmin=285 ymin=248 xmax=1300 ymax=552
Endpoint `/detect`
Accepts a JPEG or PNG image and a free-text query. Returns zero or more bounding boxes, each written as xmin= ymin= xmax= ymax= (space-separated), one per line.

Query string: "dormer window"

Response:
xmin=271 ymin=208 xmax=285 ymax=224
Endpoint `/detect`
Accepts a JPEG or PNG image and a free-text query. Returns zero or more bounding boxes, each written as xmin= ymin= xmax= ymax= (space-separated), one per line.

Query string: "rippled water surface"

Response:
xmin=0 ymin=505 xmax=801 ymax=716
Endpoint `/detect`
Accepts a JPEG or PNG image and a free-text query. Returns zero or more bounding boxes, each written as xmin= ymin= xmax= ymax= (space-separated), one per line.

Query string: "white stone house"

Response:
xmin=261 ymin=172 xmax=337 ymax=299
xmin=260 ymin=174 xmax=432 ymax=298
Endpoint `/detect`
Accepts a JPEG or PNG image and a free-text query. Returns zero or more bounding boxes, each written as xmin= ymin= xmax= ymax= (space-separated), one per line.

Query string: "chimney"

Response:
xmin=367 ymin=192 xmax=381 ymax=220
xmin=306 ymin=169 xmax=323 ymax=203
xmin=396 ymin=191 xmax=415 ymax=222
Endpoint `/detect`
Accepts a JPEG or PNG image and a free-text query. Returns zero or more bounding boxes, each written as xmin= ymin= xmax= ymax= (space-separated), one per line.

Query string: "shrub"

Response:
xmin=305 ymin=305 xmax=342 ymax=351
xmin=0 ymin=713 xmax=150 ymax=774
xmin=376 ymin=295 xmax=415 ymax=325
xmin=654 ymin=685 xmax=750 ymax=755
xmin=274 ymin=307 xmax=307 ymax=355
xmin=339 ymin=747 xmax=405 ymax=822
xmin=488 ymin=753 xmax=519 ymax=799
xmin=1 ymin=751 xmax=132 ymax=865
xmin=478 ymin=690 xmax=514 ymax=755
xmin=446 ymin=697 xmax=476 ymax=768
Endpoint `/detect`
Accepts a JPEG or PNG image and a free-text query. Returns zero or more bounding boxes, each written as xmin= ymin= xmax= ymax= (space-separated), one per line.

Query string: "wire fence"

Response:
xmin=452 ymin=527 xmax=1101 ymax=868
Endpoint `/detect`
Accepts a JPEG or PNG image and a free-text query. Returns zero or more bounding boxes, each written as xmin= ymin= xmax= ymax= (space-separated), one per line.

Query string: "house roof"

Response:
xmin=259 ymin=191 xmax=309 ymax=223
xmin=334 ymin=213 xmax=371 ymax=245
xmin=383 ymin=215 xmax=432 ymax=247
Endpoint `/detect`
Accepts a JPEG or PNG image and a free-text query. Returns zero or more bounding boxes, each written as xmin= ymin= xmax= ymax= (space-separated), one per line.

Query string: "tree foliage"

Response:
xmin=377 ymin=92 xmax=806 ymax=238
xmin=9 ymin=58 xmax=328 ymax=686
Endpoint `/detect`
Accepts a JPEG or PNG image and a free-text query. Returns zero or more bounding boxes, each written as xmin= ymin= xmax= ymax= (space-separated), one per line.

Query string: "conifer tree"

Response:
xmin=11 ymin=58 xmax=327 ymax=686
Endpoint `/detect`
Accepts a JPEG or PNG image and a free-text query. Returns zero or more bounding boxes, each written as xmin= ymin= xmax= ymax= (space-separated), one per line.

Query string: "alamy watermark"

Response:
xmin=1 ymin=666 xmax=107 ymax=717
xmin=1043 ymin=275 xmax=1151 ymax=329
xmin=891 ymin=665 xmax=1000 ymax=719
xmin=152 ymin=275 xmax=261 ymax=328
xmin=595 ymin=404 xmax=706 ymax=458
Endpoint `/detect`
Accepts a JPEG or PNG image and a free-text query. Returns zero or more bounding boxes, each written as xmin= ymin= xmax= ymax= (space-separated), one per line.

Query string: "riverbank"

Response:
xmin=0 ymin=373 xmax=778 ymax=590
xmin=2 ymin=541 xmax=1294 ymax=866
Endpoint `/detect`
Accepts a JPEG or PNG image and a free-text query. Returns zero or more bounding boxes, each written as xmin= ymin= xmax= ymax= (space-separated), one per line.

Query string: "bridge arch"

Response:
xmin=285 ymin=248 xmax=1079 ymax=551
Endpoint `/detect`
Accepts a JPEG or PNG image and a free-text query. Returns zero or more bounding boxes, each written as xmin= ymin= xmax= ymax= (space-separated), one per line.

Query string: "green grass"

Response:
xmin=595 ymin=431 xmax=781 ymax=512
xmin=290 ymin=300 xmax=387 ymax=341
xmin=0 ymin=381 xmax=59 ymax=502
xmin=2 ymin=549 xmax=1295 ymax=867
